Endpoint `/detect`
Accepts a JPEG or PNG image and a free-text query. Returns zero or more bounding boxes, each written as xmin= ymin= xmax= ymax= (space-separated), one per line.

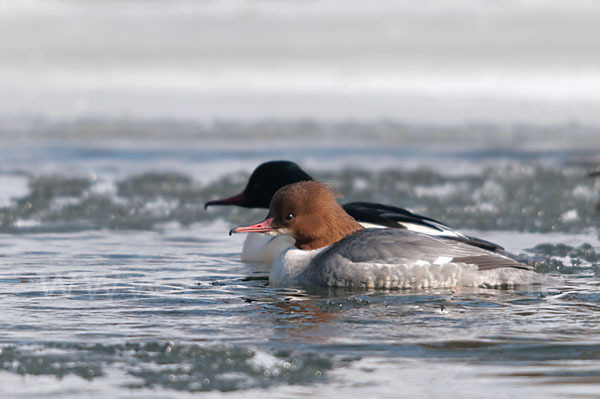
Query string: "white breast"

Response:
xmin=241 ymin=233 xmax=295 ymax=264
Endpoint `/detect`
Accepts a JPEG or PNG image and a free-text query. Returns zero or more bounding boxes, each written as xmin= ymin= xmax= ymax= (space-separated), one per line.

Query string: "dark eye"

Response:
xmin=285 ymin=213 xmax=295 ymax=221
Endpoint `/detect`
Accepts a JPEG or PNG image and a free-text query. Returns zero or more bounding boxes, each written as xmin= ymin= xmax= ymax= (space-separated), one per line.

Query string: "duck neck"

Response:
xmin=296 ymin=208 xmax=365 ymax=250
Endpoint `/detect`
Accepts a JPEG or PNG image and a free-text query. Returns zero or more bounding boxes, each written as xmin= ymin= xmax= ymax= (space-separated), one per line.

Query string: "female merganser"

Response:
xmin=231 ymin=181 xmax=539 ymax=289
xmin=206 ymin=161 xmax=503 ymax=263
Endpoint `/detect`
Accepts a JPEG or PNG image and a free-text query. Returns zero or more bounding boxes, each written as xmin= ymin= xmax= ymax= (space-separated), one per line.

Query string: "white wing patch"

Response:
xmin=434 ymin=256 xmax=453 ymax=265
xmin=360 ymin=220 xmax=464 ymax=238
xmin=403 ymin=222 xmax=462 ymax=237
xmin=358 ymin=222 xmax=388 ymax=229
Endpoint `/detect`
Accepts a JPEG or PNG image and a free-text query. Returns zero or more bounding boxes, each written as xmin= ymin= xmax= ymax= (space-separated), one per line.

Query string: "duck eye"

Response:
xmin=285 ymin=213 xmax=295 ymax=221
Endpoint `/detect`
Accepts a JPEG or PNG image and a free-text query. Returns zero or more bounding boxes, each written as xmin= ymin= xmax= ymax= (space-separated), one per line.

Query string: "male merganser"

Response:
xmin=231 ymin=181 xmax=539 ymax=289
xmin=206 ymin=161 xmax=503 ymax=263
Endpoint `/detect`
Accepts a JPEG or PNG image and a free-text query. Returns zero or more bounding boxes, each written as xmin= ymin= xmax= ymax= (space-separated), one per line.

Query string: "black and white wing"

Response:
xmin=343 ymin=201 xmax=504 ymax=252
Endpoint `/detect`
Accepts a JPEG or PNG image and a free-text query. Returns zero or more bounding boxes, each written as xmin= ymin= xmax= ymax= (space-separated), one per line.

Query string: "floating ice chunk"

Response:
xmin=0 ymin=175 xmax=29 ymax=207
xmin=13 ymin=219 xmax=42 ymax=228
xmin=352 ymin=177 xmax=369 ymax=191
xmin=572 ymin=184 xmax=594 ymax=200
xmin=560 ymin=209 xmax=579 ymax=223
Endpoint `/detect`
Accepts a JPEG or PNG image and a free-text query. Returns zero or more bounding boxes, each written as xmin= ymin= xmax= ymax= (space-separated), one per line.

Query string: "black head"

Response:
xmin=205 ymin=160 xmax=313 ymax=209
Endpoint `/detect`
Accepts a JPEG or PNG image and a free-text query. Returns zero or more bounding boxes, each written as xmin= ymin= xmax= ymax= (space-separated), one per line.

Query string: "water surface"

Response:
xmin=1 ymin=121 xmax=600 ymax=398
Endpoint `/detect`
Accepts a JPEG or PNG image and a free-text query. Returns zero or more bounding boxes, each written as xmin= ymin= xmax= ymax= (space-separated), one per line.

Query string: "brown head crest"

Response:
xmin=267 ymin=181 xmax=364 ymax=249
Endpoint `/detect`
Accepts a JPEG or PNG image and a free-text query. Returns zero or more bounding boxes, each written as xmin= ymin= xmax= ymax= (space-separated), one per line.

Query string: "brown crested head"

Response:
xmin=266 ymin=181 xmax=364 ymax=250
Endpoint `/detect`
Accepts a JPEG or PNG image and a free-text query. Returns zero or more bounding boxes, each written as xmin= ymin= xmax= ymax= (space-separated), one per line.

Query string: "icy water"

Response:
xmin=0 ymin=121 xmax=600 ymax=398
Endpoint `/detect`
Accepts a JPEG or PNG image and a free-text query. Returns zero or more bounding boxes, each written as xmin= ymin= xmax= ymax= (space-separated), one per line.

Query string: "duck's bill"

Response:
xmin=205 ymin=191 xmax=246 ymax=209
xmin=229 ymin=217 xmax=274 ymax=235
